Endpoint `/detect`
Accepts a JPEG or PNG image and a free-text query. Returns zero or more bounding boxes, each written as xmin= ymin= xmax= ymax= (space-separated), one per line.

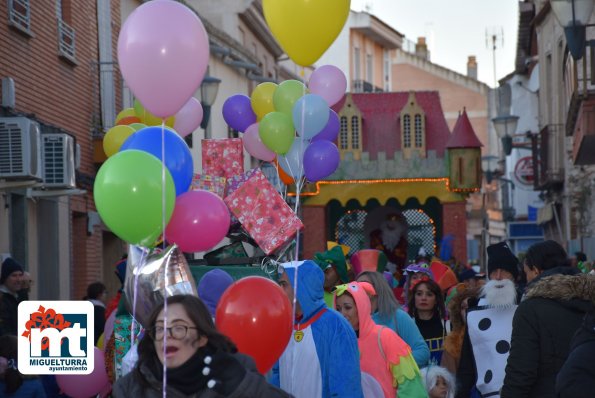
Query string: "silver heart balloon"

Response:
xmin=124 ymin=244 xmax=198 ymax=328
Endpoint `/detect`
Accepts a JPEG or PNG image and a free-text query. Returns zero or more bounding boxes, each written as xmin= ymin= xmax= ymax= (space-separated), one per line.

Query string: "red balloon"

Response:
xmin=216 ymin=276 xmax=292 ymax=374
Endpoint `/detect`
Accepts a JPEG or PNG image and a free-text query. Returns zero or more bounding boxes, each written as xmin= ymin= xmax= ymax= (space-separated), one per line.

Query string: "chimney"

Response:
xmin=415 ymin=37 xmax=429 ymax=61
xmin=467 ymin=56 xmax=478 ymax=79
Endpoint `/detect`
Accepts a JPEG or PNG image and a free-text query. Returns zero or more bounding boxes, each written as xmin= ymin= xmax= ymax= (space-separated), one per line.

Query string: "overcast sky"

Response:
xmin=351 ymin=0 xmax=519 ymax=87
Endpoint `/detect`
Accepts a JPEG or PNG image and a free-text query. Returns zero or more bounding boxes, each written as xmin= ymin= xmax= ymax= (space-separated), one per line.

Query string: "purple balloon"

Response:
xmin=312 ymin=110 xmax=339 ymax=143
xmin=222 ymin=94 xmax=257 ymax=133
xmin=303 ymin=141 xmax=340 ymax=182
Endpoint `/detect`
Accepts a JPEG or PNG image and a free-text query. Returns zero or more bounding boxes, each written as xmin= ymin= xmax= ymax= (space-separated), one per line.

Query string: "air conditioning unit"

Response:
xmin=0 ymin=117 xmax=42 ymax=181
xmin=41 ymin=133 xmax=76 ymax=189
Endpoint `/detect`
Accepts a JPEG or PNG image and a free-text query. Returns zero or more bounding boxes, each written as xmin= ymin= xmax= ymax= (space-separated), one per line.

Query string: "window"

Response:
xmin=366 ymin=54 xmax=373 ymax=83
xmin=337 ymin=95 xmax=363 ymax=159
xmin=414 ymin=114 xmax=423 ymax=147
xmin=351 ymin=116 xmax=360 ymax=149
xmin=340 ymin=116 xmax=349 ymax=149
xmin=56 ymin=0 xmax=76 ymax=62
xmin=8 ymin=0 xmax=31 ymax=35
xmin=403 ymin=114 xmax=411 ymax=148
xmin=400 ymin=92 xmax=426 ymax=159
xmin=354 ymin=48 xmax=361 ymax=80
xmin=384 ymin=49 xmax=390 ymax=91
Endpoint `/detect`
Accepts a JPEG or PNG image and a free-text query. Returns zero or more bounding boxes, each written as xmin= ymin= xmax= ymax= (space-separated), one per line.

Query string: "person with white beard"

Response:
xmin=455 ymin=242 xmax=519 ymax=398
xmin=369 ymin=213 xmax=408 ymax=277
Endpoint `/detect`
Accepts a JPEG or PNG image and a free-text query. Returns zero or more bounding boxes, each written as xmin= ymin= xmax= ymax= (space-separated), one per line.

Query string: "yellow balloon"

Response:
xmin=263 ymin=0 xmax=350 ymax=66
xmin=103 ymin=125 xmax=135 ymax=157
xmin=115 ymin=108 xmax=136 ymax=124
xmin=251 ymin=82 xmax=278 ymax=120
xmin=134 ymin=99 xmax=175 ymax=127
xmin=97 ymin=333 xmax=104 ymax=350
xmin=129 ymin=123 xmax=147 ymax=131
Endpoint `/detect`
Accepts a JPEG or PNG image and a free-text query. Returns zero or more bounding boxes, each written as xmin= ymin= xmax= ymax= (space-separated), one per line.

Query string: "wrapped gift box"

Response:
xmin=225 ymin=167 xmax=260 ymax=197
xmin=191 ymin=174 xmax=227 ymax=198
xmin=201 ymin=138 xmax=244 ymax=178
xmin=224 ymin=170 xmax=304 ymax=255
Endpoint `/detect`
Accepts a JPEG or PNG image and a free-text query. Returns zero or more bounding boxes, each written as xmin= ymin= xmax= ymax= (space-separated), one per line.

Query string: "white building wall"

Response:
xmin=505 ymin=71 xmax=543 ymax=217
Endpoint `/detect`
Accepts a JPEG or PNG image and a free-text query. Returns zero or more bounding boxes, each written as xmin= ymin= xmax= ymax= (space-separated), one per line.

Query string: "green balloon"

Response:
xmin=273 ymin=80 xmax=308 ymax=115
xmin=259 ymin=112 xmax=295 ymax=154
xmin=94 ymin=150 xmax=176 ymax=246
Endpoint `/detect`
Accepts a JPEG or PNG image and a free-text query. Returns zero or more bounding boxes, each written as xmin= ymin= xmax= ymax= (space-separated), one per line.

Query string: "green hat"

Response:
xmin=313 ymin=245 xmax=349 ymax=283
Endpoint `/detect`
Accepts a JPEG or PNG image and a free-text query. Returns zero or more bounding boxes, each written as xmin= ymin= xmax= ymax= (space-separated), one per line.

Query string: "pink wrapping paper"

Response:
xmin=201 ymin=138 xmax=244 ymax=178
xmin=224 ymin=170 xmax=303 ymax=255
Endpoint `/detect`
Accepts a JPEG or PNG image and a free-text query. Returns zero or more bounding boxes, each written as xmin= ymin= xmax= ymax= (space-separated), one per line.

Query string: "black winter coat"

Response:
xmin=113 ymin=352 xmax=292 ymax=398
xmin=555 ymin=310 xmax=595 ymax=398
xmin=0 ymin=290 xmax=20 ymax=336
xmin=501 ymin=271 xmax=595 ymax=398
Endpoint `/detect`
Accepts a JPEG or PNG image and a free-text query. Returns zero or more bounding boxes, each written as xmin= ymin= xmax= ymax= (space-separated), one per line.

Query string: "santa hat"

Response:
xmin=1 ymin=257 xmax=23 ymax=284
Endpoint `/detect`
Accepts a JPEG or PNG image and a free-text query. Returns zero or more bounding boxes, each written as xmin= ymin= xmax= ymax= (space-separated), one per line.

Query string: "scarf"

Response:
xmin=148 ymin=348 xmax=208 ymax=395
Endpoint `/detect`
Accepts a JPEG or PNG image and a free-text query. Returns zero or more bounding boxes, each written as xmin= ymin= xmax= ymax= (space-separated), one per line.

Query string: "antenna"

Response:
xmin=485 ymin=27 xmax=504 ymax=87
xmin=364 ymin=1 xmax=373 ymax=12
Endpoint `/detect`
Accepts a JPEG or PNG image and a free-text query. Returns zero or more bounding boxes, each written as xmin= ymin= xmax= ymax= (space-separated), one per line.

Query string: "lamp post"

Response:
xmin=480 ymin=155 xmax=499 ymax=272
xmin=199 ymin=75 xmax=222 ymax=139
xmin=551 ymin=0 xmax=595 ymax=60
xmin=492 ymin=114 xmax=519 ymax=156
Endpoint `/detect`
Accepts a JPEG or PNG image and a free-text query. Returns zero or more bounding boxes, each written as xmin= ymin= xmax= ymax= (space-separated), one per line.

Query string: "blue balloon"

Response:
xmin=292 ymin=94 xmax=330 ymax=140
xmin=120 ymin=126 xmax=193 ymax=196
xmin=278 ymin=137 xmax=307 ymax=179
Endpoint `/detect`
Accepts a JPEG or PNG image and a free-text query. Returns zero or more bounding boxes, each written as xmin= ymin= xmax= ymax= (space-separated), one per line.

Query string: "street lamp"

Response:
xmin=492 ymin=114 xmax=519 ymax=156
xmin=199 ymin=75 xmax=222 ymax=135
xmin=481 ymin=155 xmax=499 ymax=184
xmin=551 ymin=0 xmax=595 ymax=60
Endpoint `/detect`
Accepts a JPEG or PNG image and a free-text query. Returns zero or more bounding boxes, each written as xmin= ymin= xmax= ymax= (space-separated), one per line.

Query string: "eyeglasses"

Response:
xmin=150 ymin=325 xmax=198 ymax=340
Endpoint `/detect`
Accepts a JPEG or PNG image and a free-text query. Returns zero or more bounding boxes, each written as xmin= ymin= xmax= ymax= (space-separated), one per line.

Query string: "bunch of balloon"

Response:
xmin=221 ymin=65 xmax=346 ymax=184
xmin=94 ymin=0 xmax=229 ymax=254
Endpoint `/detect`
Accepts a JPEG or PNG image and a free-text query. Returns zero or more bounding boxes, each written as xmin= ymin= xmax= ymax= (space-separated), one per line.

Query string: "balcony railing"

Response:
xmin=533 ymin=125 xmax=564 ymax=190
xmin=352 ymin=80 xmax=384 ymax=93
xmin=58 ymin=19 xmax=76 ymax=62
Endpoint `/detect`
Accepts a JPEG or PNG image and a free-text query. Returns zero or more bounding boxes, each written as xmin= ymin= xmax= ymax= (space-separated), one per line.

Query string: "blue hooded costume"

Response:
xmin=270 ymin=261 xmax=363 ymax=398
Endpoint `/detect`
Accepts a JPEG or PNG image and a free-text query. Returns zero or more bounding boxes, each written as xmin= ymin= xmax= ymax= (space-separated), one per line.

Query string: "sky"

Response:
xmin=350 ymin=0 xmax=519 ymax=87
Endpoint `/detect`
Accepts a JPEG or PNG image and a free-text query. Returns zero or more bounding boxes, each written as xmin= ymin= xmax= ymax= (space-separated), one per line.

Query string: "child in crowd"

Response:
xmin=420 ymin=366 xmax=455 ymax=398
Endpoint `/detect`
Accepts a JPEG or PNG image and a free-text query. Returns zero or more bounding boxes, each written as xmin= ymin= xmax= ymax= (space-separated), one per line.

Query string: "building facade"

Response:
xmin=0 ymin=0 xmax=123 ymax=300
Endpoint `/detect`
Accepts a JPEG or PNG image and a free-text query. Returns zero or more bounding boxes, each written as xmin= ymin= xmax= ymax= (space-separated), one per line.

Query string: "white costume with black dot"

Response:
xmin=467 ymin=303 xmax=517 ymax=397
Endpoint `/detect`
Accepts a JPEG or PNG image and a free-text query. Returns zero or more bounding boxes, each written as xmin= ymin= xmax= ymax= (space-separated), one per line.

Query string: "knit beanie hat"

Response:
xmin=197 ymin=269 xmax=234 ymax=317
xmin=0 ymin=258 xmax=23 ymax=284
xmin=487 ymin=242 xmax=519 ymax=280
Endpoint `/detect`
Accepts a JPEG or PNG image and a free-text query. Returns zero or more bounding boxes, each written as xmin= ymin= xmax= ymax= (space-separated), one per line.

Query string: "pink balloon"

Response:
xmin=308 ymin=65 xmax=347 ymax=107
xmin=165 ymin=190 xmax=231 ymax=253
xmin=174 ymin=98 xmax=203 ymax=137
xmin=243 ymin=123 xmax=276 ymax=162
xmin=118 ymin=1 xmax=210 ymax=118
xmin=56 ymin=348 xmax=110 ymax=398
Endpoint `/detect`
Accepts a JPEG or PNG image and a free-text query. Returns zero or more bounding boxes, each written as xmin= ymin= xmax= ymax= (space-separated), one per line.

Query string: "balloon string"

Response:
xmin=161 ymin=120 xmax=168 ymax=398
xmin=130 ymin=248 xmax=147 ymax=349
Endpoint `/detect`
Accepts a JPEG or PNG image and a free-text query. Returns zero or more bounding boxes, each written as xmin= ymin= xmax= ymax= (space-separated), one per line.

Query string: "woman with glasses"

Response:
xmin=113 ymin=295 xmax=291 ymax=397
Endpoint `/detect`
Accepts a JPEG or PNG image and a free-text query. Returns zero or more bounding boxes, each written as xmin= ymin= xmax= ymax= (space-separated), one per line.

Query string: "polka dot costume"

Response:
xmin=467 ymin=304 xmax=517 ymax=397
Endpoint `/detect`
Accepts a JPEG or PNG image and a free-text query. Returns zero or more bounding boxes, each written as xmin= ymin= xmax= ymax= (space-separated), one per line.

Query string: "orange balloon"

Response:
xmin=116 ymin=116 xmax=142 ymax=126
xmin=216 ymin=277 xmax=292 ymax=374
xmin=274 ymin=158 xmax=294 ymax=185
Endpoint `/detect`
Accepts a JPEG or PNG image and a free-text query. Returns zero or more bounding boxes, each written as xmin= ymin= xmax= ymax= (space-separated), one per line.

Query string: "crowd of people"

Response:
xmin=0 ymin=238 xmax=594 ymax=397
